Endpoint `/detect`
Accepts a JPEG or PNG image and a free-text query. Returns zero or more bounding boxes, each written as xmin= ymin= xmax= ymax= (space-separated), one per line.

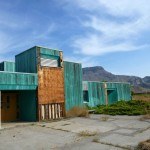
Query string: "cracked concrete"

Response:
xmin=0 ymin=115 xmax=150 ymax=150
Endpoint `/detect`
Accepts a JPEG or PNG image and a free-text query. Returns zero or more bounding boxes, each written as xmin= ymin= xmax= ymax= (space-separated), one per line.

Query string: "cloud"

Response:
xmin=64 ymin=56 xmax=99 ymax=67
xmin=67 ymin=0 xmax=150 ymax=55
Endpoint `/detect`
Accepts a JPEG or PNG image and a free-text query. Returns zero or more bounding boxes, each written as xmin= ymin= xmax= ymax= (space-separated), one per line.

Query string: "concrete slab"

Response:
xmin=100 ymin=133 xmax=137 ymax=149
xmin=59 ymin=141 xmax=124 ymax=150
xmin=0 ymin=125 xmax=77 ymax=150
xmin=114 ymin=129 xmax=136 ymax=135
xmin=126 ymin=121 xmax=150 ymax=129
xmin=0 ymin=115 xmax=149 ymax=150
xmin=100 ymin=129 xmax=150 ymax=149
xmin=38 ymin=118 xmax=117 ymax=134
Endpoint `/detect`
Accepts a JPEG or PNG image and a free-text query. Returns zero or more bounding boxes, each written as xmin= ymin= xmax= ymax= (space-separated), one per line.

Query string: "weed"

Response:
xmin=92 ymin=137 xmax=99 ymax=143
xmin=66 ymin=107 xmax=89 ymax=118
xmin=78 ymin=130 xmax=98 ymax=137
xmin=140 ymin=114 xmax=150 ymax=121
xmin=137 ymin=139 xmax=150 ymax=150
xmin=101 ymin=116 xmax=109 ymax=121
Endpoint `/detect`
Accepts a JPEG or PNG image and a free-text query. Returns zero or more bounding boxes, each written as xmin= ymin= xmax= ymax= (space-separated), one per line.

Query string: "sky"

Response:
xmin=0 ymin=0 xmax=150 ymax=77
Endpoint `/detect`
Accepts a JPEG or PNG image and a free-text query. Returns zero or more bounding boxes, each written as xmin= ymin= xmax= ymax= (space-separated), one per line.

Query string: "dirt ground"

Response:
xmin=0 ymin=115 xmax=150 ymax=150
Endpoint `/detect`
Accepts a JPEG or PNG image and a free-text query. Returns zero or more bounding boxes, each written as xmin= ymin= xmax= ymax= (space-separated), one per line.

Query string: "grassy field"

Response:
xmin=132 ymin=93 xmax=150 ymax=102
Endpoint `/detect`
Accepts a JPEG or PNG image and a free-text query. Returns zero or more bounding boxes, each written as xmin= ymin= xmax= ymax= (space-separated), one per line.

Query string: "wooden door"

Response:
xmin=1 ymin=93 xmax=18 ymax=122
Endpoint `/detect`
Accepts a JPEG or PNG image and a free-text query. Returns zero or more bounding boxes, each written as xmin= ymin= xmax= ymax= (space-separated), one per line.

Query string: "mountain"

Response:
xmin=82 ymin=66 xmax=150 ymax=93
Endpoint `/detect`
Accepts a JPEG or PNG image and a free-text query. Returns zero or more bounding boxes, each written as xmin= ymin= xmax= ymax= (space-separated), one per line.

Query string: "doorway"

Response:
xmin=107 ymin=89 xmax=118 ymax=104
xmin=1 ymin=92 xmax=19 ymax=122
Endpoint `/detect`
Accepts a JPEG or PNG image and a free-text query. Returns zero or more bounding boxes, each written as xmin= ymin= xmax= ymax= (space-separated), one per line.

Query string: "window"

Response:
xmin=40 ymin=58 xmax=58 ymax=67
xmin=83 ymin=90 xmax=89 ymax=102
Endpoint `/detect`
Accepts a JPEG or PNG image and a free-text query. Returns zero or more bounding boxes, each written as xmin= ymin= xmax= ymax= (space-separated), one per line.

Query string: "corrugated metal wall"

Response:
xmin=106 ymin=82 xmax=131 ymax=102
xmin=40 ymin=47 xmax=60 ymax=57
xmin=83 ymin=81 xmax=106 ymax=107
xmin=0 ymin=72 xmax=37 ymax=90
xmin=15 ymin=46 xmax=37 ymax=73
xmin=64 ymin=61 xmax=83 ymax=111
xmin=0 ymin=61 xmax=15 ymax=72
xmin=19 ymin=90 xmax=37 ymax=121
xmin=83 ymin=81 xmax=131 ymax=107
xmin=15 ymin=46 xmax=62 ymax=73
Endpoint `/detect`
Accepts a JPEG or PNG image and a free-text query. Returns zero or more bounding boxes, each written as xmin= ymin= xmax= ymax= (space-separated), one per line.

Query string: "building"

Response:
xmin=83 ymin=81 xmax=131 ymax=107
xmin=0 ymin=46 xmax=83 ymax=122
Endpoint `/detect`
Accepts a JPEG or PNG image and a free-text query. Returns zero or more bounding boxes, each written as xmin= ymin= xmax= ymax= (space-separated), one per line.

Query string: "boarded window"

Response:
xmin=40 ymin=58 xmax=58 ymax=67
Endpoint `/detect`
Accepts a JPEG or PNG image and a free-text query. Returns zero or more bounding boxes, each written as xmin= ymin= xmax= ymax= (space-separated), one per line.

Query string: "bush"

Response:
xmin=92 ymin=100 xmax=150 ymax=116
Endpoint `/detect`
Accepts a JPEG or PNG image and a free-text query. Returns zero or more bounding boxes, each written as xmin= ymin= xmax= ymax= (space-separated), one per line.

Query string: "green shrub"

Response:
xmin=92 ymin=100 xmax=150 ymax=116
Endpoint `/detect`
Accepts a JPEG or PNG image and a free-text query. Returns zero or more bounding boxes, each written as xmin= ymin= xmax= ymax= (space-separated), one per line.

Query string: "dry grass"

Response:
xmin=66 ymin=107 xmax=89 ymax=118
xmin=140 ymin=114 xmax=150 ymax=121
xmin=100 ymin=116 xmax=109 ymax=121
xmin=132 ymin=94 xmax=150 ymax=102
xmin=78 ymin=130 xmax=98 ymax=137
xmin=137 ymin=139 xmax=150 ymax=150
xmin=92 ymin=137 xmax=99 ymax=143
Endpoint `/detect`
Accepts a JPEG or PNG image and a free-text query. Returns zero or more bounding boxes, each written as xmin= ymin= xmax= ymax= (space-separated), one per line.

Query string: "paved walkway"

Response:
xmin=1 ymin=115 xmax=150 ymax=150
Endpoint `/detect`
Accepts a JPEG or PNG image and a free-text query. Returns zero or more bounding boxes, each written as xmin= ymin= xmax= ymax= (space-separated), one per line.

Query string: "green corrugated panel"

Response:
xmin=64 ymin=61 xmax=83 ymax=111
xmin=0 ymin=72 xmax=38 ymax=90
xmin=83 ymin=81 xmax=131 ymax=107
xmin=40 ymin=47 xmax=60 ymax=57
xmin=19 ymin=90 xmax=37 ymax=121
xmin=106 ymin=82 xmax=131 ymax=103
xmin=107 ymin=88 xmax=118 ymax=104
xmin=0 ymin=61 xmax=15 ymax=72
xmin=15 ymin=46 xmax=61 ymax=73
xmin=83 ymin=81 xmax=106 ymax=107
xmin=15 ymin=46 xmax=37 ymax=73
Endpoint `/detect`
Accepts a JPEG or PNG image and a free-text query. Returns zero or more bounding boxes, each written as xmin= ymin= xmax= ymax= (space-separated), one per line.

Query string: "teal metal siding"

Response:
xmin=19 ymin=90 xmax=37 ymax=121
xmin=15 ymin=47 xmax=37 ymax=73
xmin=64 ymin=61 xmax=83 ymax=111
xmin=83 ymin=81 xmax=106 ymax=107
xmin=40 ymin=47 xmax=60 ymax=57
xmin=0 ymin=72 xmax=38 ymax=90
xmin=0 ymin=61 xmax=15 ymax=72
xmin=83 ymin=81 xmax=131 ymax=107
xmin=15 ymin=46 xmax=62 ymax=73
xmin=106 ymin=82 xmax=131 ymax=101
xmin=107 ymin=88 xmax=118 ymax=104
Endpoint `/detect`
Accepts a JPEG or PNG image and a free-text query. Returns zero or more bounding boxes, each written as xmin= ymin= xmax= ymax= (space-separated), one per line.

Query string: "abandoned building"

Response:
xmin=0 ymin=46 xmax=83 ymax=122
xmin=83 ymin=81 xmax=131 ymax=107
xmin=0 ymin=46 xmax=131 ymax=123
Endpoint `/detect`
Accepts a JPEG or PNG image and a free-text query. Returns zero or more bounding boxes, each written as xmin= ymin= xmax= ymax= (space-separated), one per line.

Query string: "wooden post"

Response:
xmin=104 ymin=83 xmax=108 ymax=105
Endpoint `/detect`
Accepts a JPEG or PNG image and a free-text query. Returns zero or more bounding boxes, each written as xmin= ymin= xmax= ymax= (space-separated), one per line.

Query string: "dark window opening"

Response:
xmin=83 ymin=90 xmax=89 ymax=102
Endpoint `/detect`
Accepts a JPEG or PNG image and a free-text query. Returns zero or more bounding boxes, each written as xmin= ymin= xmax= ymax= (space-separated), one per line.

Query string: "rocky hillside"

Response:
xmin=83 ymin=66 xmax=150 ymax=93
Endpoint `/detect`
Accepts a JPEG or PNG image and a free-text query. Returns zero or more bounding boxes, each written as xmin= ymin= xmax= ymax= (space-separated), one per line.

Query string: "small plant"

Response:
xmin=66 ymin=106 xmax=89 ymax=118
xmin=101 ymin=116 xmax=109 ymax=121
xmin=78 ymin=130 xmax=98 ymax=137
xmin=137 ymin=139 xmax=150 ymax=150
xmin=92 ymin=137 xmax=99 ymax=143
xmin=140 ymin=114 xmax=150 ymax=121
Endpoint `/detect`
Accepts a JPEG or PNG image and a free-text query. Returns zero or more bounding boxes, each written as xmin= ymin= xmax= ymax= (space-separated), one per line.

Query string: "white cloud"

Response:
xmin=69 ymin=0 xmax=150 ymax=55
xmin=64 ymin=56 xmax=99 ymax=67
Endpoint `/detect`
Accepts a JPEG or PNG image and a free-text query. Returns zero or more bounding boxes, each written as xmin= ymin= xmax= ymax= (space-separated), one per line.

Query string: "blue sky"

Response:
xmin=0 ymin=0 xmax=149 ymax=77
